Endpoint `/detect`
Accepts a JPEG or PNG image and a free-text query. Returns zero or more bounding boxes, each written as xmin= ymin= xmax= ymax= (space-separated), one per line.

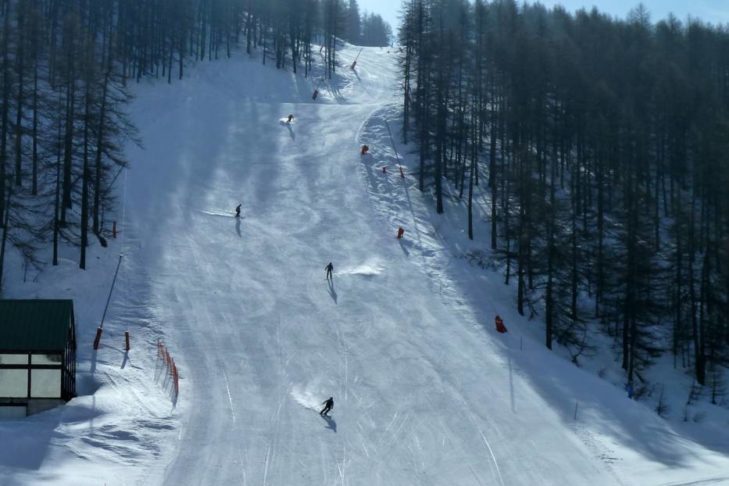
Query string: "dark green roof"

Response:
xmin=0 ymin=300 xmax=74 ymax=352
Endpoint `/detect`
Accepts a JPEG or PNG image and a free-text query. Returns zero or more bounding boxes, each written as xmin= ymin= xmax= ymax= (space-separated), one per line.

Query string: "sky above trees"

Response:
xmin=356 ymin=0 xmax=402 ymax=32
xmin=537 ymin=0 xmax=729 ymax=23
xmin=357 ymin=0 xmax=729 ymax=34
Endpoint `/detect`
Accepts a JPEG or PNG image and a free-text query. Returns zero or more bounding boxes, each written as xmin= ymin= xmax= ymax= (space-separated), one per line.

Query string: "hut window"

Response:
xmin=0 ymin=354 xmax=29 ymax=365
xmin=30 ymin=369 xmax=60 ymax=398
xmin=31 ymin=354 xmax=62 ymax=365
xmin=0 ymin=369 xmax=28 ymax=397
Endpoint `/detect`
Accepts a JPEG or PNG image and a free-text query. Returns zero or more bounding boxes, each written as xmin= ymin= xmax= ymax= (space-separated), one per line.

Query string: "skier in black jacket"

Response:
xmin=320 ymin=397 xmax=334 ymax=416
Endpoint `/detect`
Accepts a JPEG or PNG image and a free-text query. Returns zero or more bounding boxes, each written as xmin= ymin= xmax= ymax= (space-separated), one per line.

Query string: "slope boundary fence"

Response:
xmin=156 ymin=339 xmax=179 ymax=405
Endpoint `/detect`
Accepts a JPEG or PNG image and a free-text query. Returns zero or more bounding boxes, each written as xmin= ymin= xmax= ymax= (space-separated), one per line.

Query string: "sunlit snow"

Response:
xmin=1 ymin=44 xmax=728 ymax=486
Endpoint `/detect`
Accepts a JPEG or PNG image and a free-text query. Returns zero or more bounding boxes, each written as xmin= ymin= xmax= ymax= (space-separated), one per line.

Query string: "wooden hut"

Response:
xmin=0 ymin=300 xmax=77 ymax=417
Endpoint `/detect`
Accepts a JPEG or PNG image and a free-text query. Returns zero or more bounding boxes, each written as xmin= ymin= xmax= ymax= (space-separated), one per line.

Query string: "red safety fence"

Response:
xmin=157 ymin=339 xmax=179 ymax=403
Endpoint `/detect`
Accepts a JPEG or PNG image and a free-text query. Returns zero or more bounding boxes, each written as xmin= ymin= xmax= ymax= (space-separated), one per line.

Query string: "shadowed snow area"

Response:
xmin=2 ymin=45 xmax=729 ymax=486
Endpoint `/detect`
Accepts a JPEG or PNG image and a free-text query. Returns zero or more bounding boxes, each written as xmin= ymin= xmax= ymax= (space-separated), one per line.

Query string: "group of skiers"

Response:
xmin=221 ymin=56 xmax=511 ymax=424
xmin=226 ymin=101 xmax=410 ymax=420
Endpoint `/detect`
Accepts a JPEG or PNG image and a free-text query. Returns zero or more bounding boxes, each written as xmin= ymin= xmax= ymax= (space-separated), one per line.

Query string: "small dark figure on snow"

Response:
xmin=235 ymin=204 xmax=241 ymax=218
xmin=325 ymin=262 xmax=334 ymax=280
xmin=312 ymin=89 xmax=319 ymax=100
xmin=495 ymin=315 xmax=507 ymax=333
xmin=320 ymin=397 xmax=334 ymax=416
xmin=287 ymin=114 xmax=294 ymax=123
xmin=397 ymin=226 xmax=405 ymax=239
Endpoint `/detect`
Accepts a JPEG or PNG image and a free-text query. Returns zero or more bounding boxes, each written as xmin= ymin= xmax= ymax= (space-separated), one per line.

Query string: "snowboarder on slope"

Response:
xmin=397 ymin=226 xmax=405 ymax=239
xmin=287 ymin=114 xmax=294 ymax=124
xmin=235 ymin=204 xmax=241 ymax=218
xmin=325 ymin=262 xmax=334 ymax=280
xmin=320 ymin=397 xmax=334 ymax=416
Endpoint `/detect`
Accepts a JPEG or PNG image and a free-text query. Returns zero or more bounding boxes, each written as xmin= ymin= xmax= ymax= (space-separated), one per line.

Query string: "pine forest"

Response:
xmin=399 ymin=0 xmax=729 ymax=396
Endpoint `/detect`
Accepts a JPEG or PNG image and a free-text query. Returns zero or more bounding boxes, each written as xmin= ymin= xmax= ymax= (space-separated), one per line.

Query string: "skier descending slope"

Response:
xmin=325 ymin=262 xmax=334 ymax=280
xmin=235 ymin=204 xmax=241 ymax=218
xmin=320 ymin=397 xmax=334 ymax=417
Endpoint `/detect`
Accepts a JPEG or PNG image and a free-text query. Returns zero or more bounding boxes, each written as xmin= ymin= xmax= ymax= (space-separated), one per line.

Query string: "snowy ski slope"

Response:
xmin=2 ymin=45 xmax=729 ymax=486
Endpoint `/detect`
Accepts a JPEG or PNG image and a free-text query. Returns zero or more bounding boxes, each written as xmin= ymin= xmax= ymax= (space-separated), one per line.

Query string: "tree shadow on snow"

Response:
xmin=325 ymin=79 xmax=347 ymax=104
xmin=321 ymin=414 xmax=337 ymax=432
xmin=357 ymin=107 xmax=729 ymax=466
xmin=497 ymin=330 xmax=729 ymax=468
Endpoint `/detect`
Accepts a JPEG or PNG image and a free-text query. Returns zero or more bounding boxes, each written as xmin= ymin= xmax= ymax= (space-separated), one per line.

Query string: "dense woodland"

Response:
xmin=343 ymin=0 xmax=394 ymax=47
xmin=399 ymin=0 xmax=729 ymax=398
xmin=0 ymin=0 xmax=391 ymax=292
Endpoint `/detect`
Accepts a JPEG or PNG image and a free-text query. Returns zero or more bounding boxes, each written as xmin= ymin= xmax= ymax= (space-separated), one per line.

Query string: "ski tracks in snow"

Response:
xmin=221 ymin=368 xmax=237 ymax=424
xmin=357 ymin=98 xmax=509 ymax=486
xmin=477 ymin=428 xmax=505 ymax=486
xmin=358 ymin=107 xmax=457 ymax=302
xmin=572 ymin=423 xmax=627 ymax=486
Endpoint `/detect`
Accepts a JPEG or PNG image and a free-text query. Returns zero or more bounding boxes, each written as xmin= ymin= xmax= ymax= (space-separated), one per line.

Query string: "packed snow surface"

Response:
xmin=2 ymin=45 xmax=729 ymax=486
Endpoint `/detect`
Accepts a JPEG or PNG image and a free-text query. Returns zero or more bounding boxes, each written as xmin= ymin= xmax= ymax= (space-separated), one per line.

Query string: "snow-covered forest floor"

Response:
xmin=1 ymin=44 xmax=729 ymax=486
